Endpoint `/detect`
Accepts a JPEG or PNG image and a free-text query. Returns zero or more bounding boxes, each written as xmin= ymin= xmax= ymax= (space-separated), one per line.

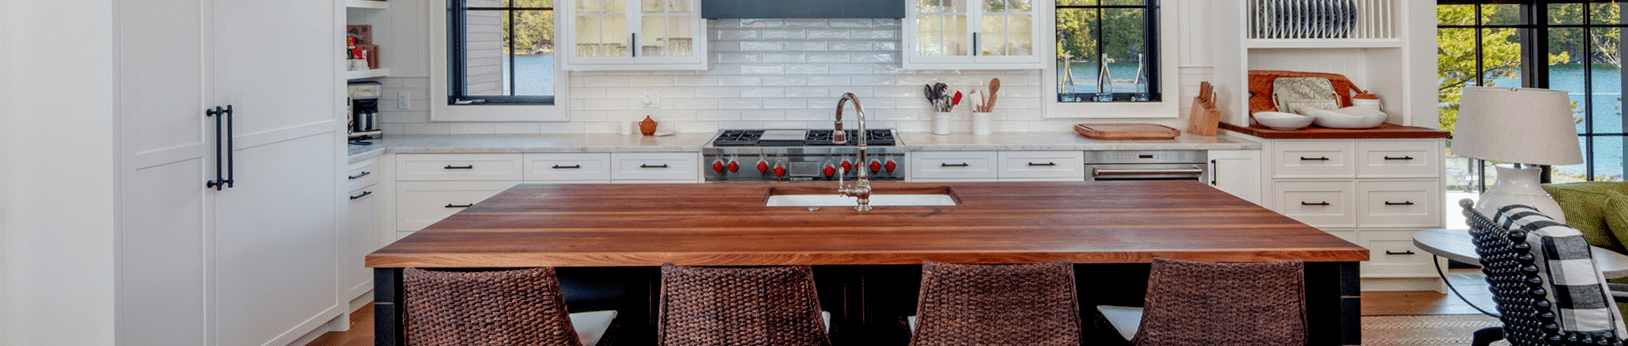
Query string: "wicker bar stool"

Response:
xmin=656 ymin=264 xmax=832 ymax=346
xmin=908 ymin=260 xmax=1082 ymax=346
xmin=404 ymin=267 xmax=620 ymax=346
xmin=1092 ymin=257 xmax=1306 ymax=346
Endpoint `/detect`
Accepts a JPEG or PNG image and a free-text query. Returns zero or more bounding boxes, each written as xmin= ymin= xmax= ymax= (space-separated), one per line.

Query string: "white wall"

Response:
xmin=0 ymin=0 xmax=120 ymax=345
xmin=376 ymin=0 xmax=1218 ymax=135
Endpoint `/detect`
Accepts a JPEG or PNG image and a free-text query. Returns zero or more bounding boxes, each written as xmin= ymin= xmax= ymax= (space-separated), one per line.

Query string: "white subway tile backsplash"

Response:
xmin=381 ymin=18 xmax=1058 ymax=135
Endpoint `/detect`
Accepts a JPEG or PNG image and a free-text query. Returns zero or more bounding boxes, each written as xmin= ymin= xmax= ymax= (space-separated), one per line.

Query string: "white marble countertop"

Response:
xmin=343 ymin=132 xmax=1262 ymax=161
xmin=899 ymin=132 xmax=1262 ymax=151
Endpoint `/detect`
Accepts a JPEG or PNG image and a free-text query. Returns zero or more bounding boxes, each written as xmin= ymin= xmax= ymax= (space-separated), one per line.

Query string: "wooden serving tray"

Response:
xmin=1075 ymin=123 xmax=1181 ymax=140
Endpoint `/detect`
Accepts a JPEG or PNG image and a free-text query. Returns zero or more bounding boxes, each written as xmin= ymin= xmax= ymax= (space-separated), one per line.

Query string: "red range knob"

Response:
xmin=757 ymin=161 xmax=769 ymax=173
xmin=884 ymin=160 xmax=897 ymax=172
xmin=773 ymin=165 xmax=787 ymax=177
xmin=840 ymin=160 xmax=852 ymax=172
xmin=727 ymin=161 xmax=740 ymax=172
xmin=711 ymin=161 xmax=725 ymax=172
xmin=869 ymin=160 xmax=883 ymax=173
xmin=823 ymin=165 xmax=836 ymax=177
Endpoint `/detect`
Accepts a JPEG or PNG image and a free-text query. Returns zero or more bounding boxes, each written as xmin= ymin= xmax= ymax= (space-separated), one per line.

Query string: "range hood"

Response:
xmin=701 ymin=0 xmax=904 ymax=18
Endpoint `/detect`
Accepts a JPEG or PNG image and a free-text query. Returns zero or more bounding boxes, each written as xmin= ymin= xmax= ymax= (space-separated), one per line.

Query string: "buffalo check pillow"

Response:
xmin=1496 ymin=204 xmax=1628 ymax=340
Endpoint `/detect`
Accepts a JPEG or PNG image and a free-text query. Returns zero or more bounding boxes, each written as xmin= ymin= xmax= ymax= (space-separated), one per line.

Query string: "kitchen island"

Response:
xmin=368 ymin=181 xmax=1366 ymax=345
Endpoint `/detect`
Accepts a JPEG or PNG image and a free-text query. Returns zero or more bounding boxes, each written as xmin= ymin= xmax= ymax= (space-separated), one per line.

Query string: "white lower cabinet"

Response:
xmin=996 ymin=151 xmax=1086 ymax=182
xmin=1208 ymin=150 xmax=1262 ymax=205
xmin=910 ymin=151 xmax=999 ymax=182
xmin=396 ymin=181 xmax=521 ymax=231
xmin=611 ymin=152 xmax=702 ymax=182
xmin=1253 ymin=137 xmax=1447 ymax=291
xmin=344 ymin=184 xmax=380 ymax=302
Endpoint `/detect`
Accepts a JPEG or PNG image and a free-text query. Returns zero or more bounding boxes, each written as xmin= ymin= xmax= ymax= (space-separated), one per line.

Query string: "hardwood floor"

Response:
xmin=305 ymin=304 xmax=374 ymax=346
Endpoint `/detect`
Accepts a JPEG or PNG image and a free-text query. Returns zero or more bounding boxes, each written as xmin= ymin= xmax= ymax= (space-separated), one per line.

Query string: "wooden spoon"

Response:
xmin=985 ymin=78 xmax=1001 ymax=112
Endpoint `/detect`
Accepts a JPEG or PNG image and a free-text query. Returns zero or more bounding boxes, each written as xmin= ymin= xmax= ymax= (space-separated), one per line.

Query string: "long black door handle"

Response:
xmin=224 ymin=105 xmax=234 ymax=188
xmin=205 ymin=105 xmax=235 ymax=189
xmin=206 ymin=107 xmax=223 ymax=190
xmin=1209 ymin=159 xmax=1217 ymax=185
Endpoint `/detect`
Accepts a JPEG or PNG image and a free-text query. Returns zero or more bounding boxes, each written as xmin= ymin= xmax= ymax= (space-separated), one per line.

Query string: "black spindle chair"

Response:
xmin=1462 ymin=199 xmax=1626 ymax=346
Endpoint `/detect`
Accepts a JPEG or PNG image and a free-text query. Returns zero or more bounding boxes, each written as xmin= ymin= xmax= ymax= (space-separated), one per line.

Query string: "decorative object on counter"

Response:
xmin=1187 ymin=81 xmax=1220 ymax=136
xmin=1304 ymin=106 xmax=1386 ymax=129
xmin=1250 ymin=111 xmax=1314 ymax=131
xmin=639 ymin=116 xmax=658 ymax=136
xmin=1454 ymin=87 xmax=1585 ymax=223
xmin=620 ymin=121 xmax=633 ymax=135
xmin=1352 ymin=89 xmax=1381 ymax=112
xmin=1074 ymin=123 xmax=1181 ymax=140
xmin=1271 ymin=77 xmax=1339 ymax=115
xmin=1248 ymin=70 xmax=1361 ymax=114
xmin=971 ymin=111 xmax=992 ymax=135
xmin=923 ymin=82 xmax=961 ymax=113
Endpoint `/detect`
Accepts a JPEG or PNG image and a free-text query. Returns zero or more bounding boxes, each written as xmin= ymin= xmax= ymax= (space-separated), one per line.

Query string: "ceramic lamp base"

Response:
xmin=1474 ymin=164 xmax=1567 ymax=224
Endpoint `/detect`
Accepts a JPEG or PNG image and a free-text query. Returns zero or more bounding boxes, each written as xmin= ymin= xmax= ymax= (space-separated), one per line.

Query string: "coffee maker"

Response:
xmin=347 ymin=81 xmax=383 ymax=141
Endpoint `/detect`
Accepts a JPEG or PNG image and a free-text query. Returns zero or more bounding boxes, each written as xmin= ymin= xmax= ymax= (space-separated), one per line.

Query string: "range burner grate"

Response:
xmin=710 ymin=129 xmax=896 ymax=147
xmin=805 ymin=129 xmax=896 ymax=146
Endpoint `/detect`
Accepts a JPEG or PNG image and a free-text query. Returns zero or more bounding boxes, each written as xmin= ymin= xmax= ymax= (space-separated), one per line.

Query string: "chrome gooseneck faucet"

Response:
xmin=832 ymin=93 xmax=872 ymax=211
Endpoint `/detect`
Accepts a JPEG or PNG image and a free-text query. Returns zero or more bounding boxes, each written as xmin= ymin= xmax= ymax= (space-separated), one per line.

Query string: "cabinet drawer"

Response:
xmin=524 ymin=153 xmax=612 ymax=182
xmin=997 ymin=151 xmax=1085 ymax=181
xmin=1357 ymin=140 xmax=1442 ymax=178
xmin=1272 ymin=181 xmax=1356 ymax=228
xmin=911 ymin=151 xmax=998 ymax=180
xmin=346 ymin=158 xmax=380 ymax=191
xmin=1359 ymin=230 xmax=1437 ymax=278
xmin=396 ymin=154 xmax=523 ymax=181
xmin=395 ymin=181 xmax=519 ymax=231
xmin=1271 ymin=141 xmax=1355 ymax=178
xmin=1357 ymin=180 xmax=1441 ymax=228
xmin=611 ymin=153 xmax=699 ymax=181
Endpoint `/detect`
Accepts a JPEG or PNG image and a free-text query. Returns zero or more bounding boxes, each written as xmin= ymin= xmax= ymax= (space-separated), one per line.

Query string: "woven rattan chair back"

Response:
xmin=404 ymin=267 xmax=586 ymax=346
xmin=656 ymin=264 xmax=831 ymax=346
xmin=1462 ymin=201 xmax=1626 ymax=346
xmin=909 ymin=260 xmax=1082 ymax=346
xmin=1133 ymin=257 xmax=1306 ymax=346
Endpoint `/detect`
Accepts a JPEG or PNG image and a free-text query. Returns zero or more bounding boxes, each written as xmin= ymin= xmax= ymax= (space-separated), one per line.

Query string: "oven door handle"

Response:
xmin=1091 ymin=168 xmax=1205 ymax=177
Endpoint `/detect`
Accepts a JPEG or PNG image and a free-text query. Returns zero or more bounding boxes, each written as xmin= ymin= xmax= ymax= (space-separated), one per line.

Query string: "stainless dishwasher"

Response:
xmin=1082 ymin=150 xmax=1209 ymax=182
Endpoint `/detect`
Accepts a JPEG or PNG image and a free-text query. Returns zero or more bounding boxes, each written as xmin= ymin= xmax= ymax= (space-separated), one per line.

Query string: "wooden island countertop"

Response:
xmin=366 ymin=180 xmax=1367 ymax=268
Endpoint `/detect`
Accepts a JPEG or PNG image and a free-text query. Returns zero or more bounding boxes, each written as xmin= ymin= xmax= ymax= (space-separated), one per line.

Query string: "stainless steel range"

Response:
xmin=702 ymin=129 xmax=905 ymax=182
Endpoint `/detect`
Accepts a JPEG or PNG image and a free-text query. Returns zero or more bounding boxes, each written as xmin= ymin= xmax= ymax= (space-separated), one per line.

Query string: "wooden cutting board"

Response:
xmin=1075 ymin=123 xmax=1181 ymax=140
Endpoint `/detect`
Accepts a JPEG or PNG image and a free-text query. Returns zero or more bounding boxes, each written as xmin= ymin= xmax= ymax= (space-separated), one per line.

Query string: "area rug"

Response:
xmin=1363 ymin=314 xmax=1505 ymax=346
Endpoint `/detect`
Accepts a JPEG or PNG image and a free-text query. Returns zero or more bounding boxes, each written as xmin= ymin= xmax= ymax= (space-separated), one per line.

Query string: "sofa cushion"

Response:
xmin=1543 ymin=182 xmax=1628 ymax=253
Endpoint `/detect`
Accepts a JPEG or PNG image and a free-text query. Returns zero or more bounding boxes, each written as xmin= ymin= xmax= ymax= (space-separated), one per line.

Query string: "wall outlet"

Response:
xmin=397 ymin=91 xmax=410 ymax=110
xmin=643 ymin=91 xmax=660 ymax=108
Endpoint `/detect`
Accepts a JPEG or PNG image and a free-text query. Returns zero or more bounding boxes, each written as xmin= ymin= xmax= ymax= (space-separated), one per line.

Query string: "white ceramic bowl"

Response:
xmin=1252 ymin=111 xmax=1314 ymax=131
xmin=1305 ymin=107 xmax=1387 ymax=129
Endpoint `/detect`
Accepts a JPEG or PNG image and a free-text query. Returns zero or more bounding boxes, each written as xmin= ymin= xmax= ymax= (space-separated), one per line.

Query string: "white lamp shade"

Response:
xmin=1453 ymin=87 xmax=1583 ymax=166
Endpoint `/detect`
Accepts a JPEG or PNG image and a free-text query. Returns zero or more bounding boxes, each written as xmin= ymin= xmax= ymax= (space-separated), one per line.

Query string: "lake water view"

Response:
xmin=501 ymin=54 xmax=555 ymax=96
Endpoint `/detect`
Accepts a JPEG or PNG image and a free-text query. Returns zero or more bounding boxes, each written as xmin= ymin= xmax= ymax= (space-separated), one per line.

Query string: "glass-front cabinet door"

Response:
xmin=904 ymin=0 xmax=1047 ymax=69
xmin=561 ymin=0 xmax=705 ymax=70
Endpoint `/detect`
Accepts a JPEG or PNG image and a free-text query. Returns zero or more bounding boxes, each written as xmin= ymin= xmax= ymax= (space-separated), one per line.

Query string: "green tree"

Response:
xmin=503 ymin=0 xmax=555 ymax=55
xmin=1054 ymin=2 xmax=1145 ymax=63
xmin=1438 ymin=5 xmax=1523 ymax=134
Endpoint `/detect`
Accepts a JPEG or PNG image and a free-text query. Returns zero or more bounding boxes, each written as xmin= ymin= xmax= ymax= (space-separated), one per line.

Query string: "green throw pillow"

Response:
xmin=1544 ymin=182 xmax=1628 ymax=253
xmin=1606 ymin=190 xmax=1628 ymax=252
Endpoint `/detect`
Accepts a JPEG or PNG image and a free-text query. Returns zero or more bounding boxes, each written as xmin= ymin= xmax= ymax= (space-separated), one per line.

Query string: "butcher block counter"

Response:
xmin=368 ymin=181 xmax=1366 ymax=345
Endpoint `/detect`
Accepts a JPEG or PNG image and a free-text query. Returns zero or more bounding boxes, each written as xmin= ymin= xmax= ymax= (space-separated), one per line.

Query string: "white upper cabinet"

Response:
xmin=903 ymin=0 xmax=1048 ymax=70
xmin=561 ymin=0 xmax=707 ymax=70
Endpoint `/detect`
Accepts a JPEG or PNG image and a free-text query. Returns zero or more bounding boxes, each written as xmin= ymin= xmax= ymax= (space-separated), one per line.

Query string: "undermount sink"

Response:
xmin=763 ymin=185 xmax=960 ymax=207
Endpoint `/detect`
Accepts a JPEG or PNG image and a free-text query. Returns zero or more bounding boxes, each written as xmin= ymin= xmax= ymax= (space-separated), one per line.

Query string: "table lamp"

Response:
xmin=1453 ymin=87 xmax=1584 ymax=223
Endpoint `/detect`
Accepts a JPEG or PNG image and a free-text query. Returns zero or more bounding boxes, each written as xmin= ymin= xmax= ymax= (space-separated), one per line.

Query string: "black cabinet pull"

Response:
xmin=1384 ymin=156 xmax=1414 ymax=161
xmin=1027 ymin=162 xmax=1056 ymax=166
xmin=1385 ymin=250 xmax=1416 ymax=255
xmin=445 ymin=203 xmax=474 ymax=208
xmin=971 ymin=33 xmax=978 ymax=56
xmin=1384 ymin=201 xmax=1414 ymax=206
xmin=941 ymin=163 xmax=970 ymax=167
xmin=552 ymin=165 xmax=581 ymax=169
xmin=630 ymin=33 xmax=637 ymax=57
xmin=348 ymin=171 xmax=371 ymax=180
xmin=205 ymin=105 xmax=235 ymax=190
xmin=1300 ymin=157 xmax=1330 ymax=161
xmin=1209 ymin=159 xmax=1218 ymax=185
xmin=444 ymin=165 xmax=474 ymax=170
xmin=349 ymin=191 xmax=372 ymax=200
xmin=1301 ymin=201 xmax=1331 ymax=206
xmin=640 ymin=164 xmax=669 ymax=168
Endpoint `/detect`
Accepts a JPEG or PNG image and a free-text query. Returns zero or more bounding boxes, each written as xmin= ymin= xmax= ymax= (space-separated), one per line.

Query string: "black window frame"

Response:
xmin=1054 ymin=0 xmax=1161 ymax=103
xmin=446 ymin=0 xmax=555 ymax=106
xmin=1440 ymin=0 xmax=1628 ymax=185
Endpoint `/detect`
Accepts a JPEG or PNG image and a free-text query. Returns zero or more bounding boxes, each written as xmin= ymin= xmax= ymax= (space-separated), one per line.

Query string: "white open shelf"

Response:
xmin=1245 ymin=38 xmax=1403 ymax=49
xmin=345 ymin=0 xmax=389 ymax=10
xmin=346 ymin=68 xmax=390 ymax=80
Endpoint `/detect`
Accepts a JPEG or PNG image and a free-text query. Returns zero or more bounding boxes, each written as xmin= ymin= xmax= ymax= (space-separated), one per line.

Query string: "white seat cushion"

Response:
xmin=1095 ymin=305 xmax=1144 ymax=341
xmin=569 ymin=310 xmax=617 ymax=346
xmin=822 ymin=311 xmax=832 ymax=332
xmin=908 ymin=315 xmax=916 ymax=332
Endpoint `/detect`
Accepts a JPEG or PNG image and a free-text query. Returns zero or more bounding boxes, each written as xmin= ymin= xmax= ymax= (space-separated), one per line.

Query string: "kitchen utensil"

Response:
xmin=1186 ymin=81 xmax=1220 ymax=136
xmin=969 ymin=90 xmax=984 ymax=112
xmin=952 ymin=91 xmax=963 ymax=106
xmin=1074 ymin=123 xmax=1181 ymax=140
xmin=986 ymin=78 xmax=1001 ymax=111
